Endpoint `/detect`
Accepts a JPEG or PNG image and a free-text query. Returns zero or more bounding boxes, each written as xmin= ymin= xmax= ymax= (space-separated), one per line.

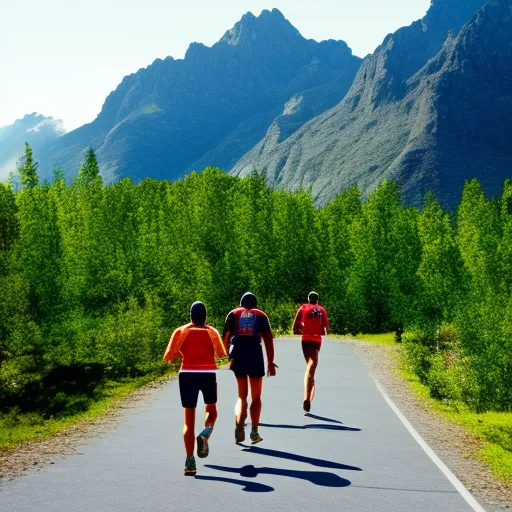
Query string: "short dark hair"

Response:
xmin=190 ymin=301 xmax=207 ymax=326
xmin=308 ymin=291 xmax=319 ymax=304
xmin=240 ymin=292 xmax=257 ymax=310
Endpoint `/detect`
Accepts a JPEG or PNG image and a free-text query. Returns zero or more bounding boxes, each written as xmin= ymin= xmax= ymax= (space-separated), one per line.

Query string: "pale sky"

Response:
xmin=2 ymin=0 xmax=431 ymax=131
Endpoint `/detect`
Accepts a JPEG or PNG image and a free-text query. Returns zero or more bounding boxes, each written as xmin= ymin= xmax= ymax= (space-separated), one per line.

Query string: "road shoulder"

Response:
xmin=0 ymin=378 xmax=170 ymax=482
xmin=344 ymin=338 xmax=512 ymax=512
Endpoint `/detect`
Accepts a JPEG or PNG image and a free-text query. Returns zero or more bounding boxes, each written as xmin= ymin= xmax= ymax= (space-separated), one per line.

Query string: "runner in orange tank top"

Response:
xmin=163 ymin=301 xmax=227 ymax=476
xmin=293 ymin=292 xmax=329 ymax=413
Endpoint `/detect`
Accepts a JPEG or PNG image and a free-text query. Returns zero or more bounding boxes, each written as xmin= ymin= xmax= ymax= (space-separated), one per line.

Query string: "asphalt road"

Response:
xmin=0 ymin=338 xmax=484 ymax=511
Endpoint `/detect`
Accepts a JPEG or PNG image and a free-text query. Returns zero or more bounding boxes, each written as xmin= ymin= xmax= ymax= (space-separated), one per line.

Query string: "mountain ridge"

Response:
xmin=38 ymin=8 xmax=360 ymax=184
xmin=0 ymin=113 xmax=65 ymax=180
xmin=231 ymin=0 xmax=498 ymax=207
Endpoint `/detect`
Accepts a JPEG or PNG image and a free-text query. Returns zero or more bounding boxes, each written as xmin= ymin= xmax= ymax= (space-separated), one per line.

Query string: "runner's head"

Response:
xmin=240 ymin=292 xmax=257 ymax=310
xmin=190 ymin=301 xmax=207 ymax=326
xmin=308 ymin=291 xmax=319 ymax=305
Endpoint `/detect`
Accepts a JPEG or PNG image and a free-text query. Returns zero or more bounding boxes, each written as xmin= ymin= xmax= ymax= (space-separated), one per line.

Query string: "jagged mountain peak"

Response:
xmin=0 ymin=113 xmax=66 ymax=180
xmin=219 ymin=8 xmax=301 ymax=48
xmin=231 ymin=0 xmax=503 ymax=208
xmin=39 ymin=8 xmax=360 ymax=183
xmin=14 ymin=112 xmax=51 ymax=125
xmin=346 ymin=0 xmax=489 ymax=106
xmin=423 ymin=0 xmax=492 ymax=30
xmin=9 ymin=113 xmax=65 ymax=135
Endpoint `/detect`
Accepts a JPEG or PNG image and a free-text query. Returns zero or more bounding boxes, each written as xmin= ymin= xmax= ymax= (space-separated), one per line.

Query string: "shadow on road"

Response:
xmin=259 ymin=422 xmax=361 ymax=432
xmin=304 ymin=413 xmax=344 ymax=424
xmin=205 ymin=464 xmax=351 ymax=488
xmin=239 ymin=445 xmax=362 ymax=471
xmin=194 ymin=475 xmax=274 ymax=493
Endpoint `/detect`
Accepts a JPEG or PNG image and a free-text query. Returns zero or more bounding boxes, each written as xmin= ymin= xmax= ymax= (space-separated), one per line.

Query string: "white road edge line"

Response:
xmin=373 ymin=377 xmax=487 ymax=512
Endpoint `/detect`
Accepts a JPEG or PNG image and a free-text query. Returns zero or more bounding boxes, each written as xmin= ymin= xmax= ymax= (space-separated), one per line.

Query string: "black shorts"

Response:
xmin=302 ymin=341 xmax=321 ymax=363
xmin=179 ymin=372 xmax=217 ymax=408
xmin=229 ymin=344 xmax=265 ymax=378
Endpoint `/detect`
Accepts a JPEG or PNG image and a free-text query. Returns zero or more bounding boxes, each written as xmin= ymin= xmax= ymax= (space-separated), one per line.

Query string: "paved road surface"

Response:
xmin=0 ymin=338 xmax=483 ymax=511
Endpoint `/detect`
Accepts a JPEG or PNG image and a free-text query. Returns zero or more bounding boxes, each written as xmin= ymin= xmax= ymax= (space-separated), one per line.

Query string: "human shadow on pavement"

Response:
xmin=239 ymin=445 xmax=362 ymax=472
xmin=259 ymin=422 xmax=360 ymax=432
xmin=195 ymin=475 xmax=274 ymax=493
xmin=304 ymin=413 xmax=343 ymax=424
xmin=205 ymin=464 xmax=351 ymax=488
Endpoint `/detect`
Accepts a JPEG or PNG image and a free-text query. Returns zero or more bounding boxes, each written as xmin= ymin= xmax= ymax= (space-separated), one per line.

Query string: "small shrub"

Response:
xmin=427 ymin=353 xmax=462 ymax=402
xmin=403 ymin=336 xmax=432 ymax=383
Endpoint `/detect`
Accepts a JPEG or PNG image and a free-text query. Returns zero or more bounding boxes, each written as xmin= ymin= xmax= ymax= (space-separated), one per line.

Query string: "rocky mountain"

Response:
xmin=41 ymin=9 xmax=361 ymax=183
xmin=0 ymin=114 xmax=65 ymax=180
xmin=232 ymin=0 xmax=503 ymax=207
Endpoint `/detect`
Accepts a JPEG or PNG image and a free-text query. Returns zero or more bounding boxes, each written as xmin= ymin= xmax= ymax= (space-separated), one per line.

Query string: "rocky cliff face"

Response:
xmin=232 ymin=0 xmax=496 ymax=207
xmin=42 ymin=9 xmax=361 ymax=183
xmin=0 ymin=113 xmax=65 ymax=180
xmin=414 ymin=0 xmax=512 ymax=205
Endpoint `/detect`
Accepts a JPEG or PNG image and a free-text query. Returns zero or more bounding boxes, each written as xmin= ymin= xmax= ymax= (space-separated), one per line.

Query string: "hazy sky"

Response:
xmin=2 ymin=0 xmax=431 ymax=131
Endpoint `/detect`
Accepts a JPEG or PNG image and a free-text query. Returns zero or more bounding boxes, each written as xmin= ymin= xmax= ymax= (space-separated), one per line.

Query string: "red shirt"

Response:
xmin=163 ymin=323 xmax=227 ymax=372
xmin=293 ymin=304 xmax=329 ymax=343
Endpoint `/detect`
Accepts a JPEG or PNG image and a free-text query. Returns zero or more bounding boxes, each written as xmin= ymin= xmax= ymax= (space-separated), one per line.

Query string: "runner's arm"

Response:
xmin=292 ymin=306 xmax=303 ymax=335
xmin=323 ymin=306 xmax=330 ymax=334
xmin=222 ymin=312 xmax=235 ymax=353
xmin=162 ymin=328 xmax=183 ymax=362
xmin=262 ymin=329 xmax=275 ymax=366
xmin=209 ymin=328 xmax=228 ymax=358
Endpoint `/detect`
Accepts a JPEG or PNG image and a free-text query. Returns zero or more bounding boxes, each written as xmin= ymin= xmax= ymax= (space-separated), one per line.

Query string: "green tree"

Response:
xmin=75 ymin=147 xmax=101 ymax=186
xmin=17 ymin=143 xmax=39 ymax=189
xmin=347 ymin=180 xmax=419 ymax=333
xmin=415 ymin=193 xmax=463 ymax=336
xmin=316 ymin=186 xmax=362 ymax=333
xmin=53 ymin=165 xmax=65 ymax=185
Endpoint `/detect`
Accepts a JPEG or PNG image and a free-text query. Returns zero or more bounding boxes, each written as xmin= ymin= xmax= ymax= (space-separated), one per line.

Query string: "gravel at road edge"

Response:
xmin=0 ymin=379 xmax=171 ymax=483
xmin=348 ymin=339 xmax=512 ymax=512
xmin=2 ymin=341 xmax=511 ymax=512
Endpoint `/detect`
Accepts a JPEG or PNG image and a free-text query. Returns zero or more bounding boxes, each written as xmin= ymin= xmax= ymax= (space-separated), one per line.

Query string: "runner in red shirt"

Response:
xmin=163 ymin=301 xmax=227 ymax=476
xmin=293 ymin=291 xmax=330 ymax=412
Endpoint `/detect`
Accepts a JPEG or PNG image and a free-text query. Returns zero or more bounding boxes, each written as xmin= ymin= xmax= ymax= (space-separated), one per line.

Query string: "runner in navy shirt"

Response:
xmin=223 ymin=292 xmax=277 ymax=444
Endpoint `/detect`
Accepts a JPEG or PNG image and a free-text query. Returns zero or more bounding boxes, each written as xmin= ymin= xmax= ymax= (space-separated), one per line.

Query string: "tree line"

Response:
xmin=1 ymin=144 xmax=511 ymax=414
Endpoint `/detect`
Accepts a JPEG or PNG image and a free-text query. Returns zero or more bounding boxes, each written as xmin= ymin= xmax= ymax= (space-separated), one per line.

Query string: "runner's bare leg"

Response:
xmin=235 ymin=376 xmax=249 ymax=427
xmin=183 ymin=408 xmax=196 ymax=457
xmin=204 ymin=403 xmax=217 ymax=429
xmin=249 ymin=377 xmax=263 ymax=431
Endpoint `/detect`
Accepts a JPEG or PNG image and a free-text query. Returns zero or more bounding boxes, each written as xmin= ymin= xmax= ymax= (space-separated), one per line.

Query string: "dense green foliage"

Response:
xmin=17 ymin=143 xmax=39 ymax=190
xmin=1 ymin=145 xmax=511 ymax=417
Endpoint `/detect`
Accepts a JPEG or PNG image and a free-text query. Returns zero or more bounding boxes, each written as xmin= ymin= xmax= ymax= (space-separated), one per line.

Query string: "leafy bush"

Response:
xmin=3 ymin=160 xmax=512 ymax=415
xmin=426 ymin=353 xmax=462 ymax=402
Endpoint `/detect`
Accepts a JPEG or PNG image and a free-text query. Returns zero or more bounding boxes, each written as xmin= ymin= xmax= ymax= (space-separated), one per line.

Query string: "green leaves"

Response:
xmin=75 ymin=147 xmax=101 ymax=187
xmin=17 ymin=143 xmax=39 ymax=190
xmin=2 ymin=162 xmax=512 ymax=413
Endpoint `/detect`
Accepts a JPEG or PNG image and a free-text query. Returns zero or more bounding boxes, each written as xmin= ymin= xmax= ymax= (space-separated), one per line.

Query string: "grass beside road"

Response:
xmin=399 ymin=365 xmax=512 ymax=482
xmin=332 ymin=332 xmax=396 ymax=345
xmin=337 ymin=333 xmax=512 ymax=482
xmin=0 ymin=370 xmax=176 ymax=451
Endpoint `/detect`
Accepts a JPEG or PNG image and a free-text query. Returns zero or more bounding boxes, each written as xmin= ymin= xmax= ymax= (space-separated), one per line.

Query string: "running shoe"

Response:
xmin=303 ymin=400 xmax=311 ymax=412
xmin=184 ymin=455 xmax=197 ymax=476
xmin=235 ymin=425 xmax=245 ymax=443
xmin=196 ymin=426 xmax=213 ymax=458
xmin=250 ymin=431 xmax=263 ymax=444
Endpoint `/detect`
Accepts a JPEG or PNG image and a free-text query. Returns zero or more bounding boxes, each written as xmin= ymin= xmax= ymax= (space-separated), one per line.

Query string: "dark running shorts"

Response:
xmin=302 ymin=341 xmax=321 ymax=362
xmin=179 ymin=372 xmax=217 ymax=408
xmin=230 ymin=344 xmax=265 ymax=379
